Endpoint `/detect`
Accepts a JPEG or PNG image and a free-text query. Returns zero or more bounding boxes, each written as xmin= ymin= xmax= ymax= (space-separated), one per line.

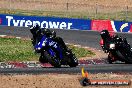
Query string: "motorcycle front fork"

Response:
xmin=109 ymin=52 xmax=117 ymax=61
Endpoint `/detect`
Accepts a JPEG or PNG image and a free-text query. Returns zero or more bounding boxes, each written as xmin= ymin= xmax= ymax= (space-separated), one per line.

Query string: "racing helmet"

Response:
xmin=30 ymin=23 xmax=40 ymax=35
xmin=49 ymin=30 xmax=56 ymax=38
xmin=100 ymin=30 xmax=110 ymax=39
xmin=116 ymin=36 xmax=123 ymax=43
xmin=30 ymin=23 xmax=40 ymax=30
xmin=51 ymin=31 xmax=56 ymax=38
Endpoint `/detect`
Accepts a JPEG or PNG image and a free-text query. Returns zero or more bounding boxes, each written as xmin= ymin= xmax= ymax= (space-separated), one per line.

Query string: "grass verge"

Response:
xmin=0 ymin=37 xmax=95 ymax=62
xmin=0 ymin=8 xmax=132 ymax=21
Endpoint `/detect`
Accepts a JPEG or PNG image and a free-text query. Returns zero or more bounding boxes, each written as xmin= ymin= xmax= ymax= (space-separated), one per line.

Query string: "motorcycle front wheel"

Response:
xmin=50 ymin=57 xmax=61 ymax=68
xmin=107 ymin=54 xmax=113 ymax=64
xmin=39 ymin=51 xmax=50 ymax=63
xmin=68 ymin=54 xmax=78 ymax=67
xmin=47 ymin=50 xmax=61 ymax=68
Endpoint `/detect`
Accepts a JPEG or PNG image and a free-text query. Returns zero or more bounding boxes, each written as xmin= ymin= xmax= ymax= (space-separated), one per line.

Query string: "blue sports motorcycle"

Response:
xmin=30 ymin=25 xmax=78 ymax=67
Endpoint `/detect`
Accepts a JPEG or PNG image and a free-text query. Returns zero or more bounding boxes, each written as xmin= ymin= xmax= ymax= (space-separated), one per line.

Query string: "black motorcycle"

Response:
xmin=100 ymin=30 xmax=132 ymax=64
xmin=30 ymin=24 xmax=78 ymax=67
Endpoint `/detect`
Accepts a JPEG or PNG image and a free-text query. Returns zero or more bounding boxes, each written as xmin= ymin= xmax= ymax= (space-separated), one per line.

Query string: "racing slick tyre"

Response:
xmin=127 ymin=50 xmax=132 ymax=63
xmin=41 ymin=51 xmax=61 ymax=67
xmin=39 ymin=52 xmax=49 ymax=63
xmin=107 ymin=55 xmax=113 ymax=64
xmin=39 ymin=55 xmax=48 ymax=63
xmin=50 ymin=58 xmax=61 ymax=68
xmin=125 ymin=57 xmax=132 ymax=64
xmin=116 ymin=51 xmax=129 ymax=63
xmin=68 ymin=54 xmax=78 ymax=67
xmin=47 ymin=50 xmax=61 ymax=68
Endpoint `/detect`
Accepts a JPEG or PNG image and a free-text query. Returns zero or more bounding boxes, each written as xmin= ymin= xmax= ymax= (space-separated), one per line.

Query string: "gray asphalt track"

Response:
xmin=0 ymin=25 xmax=132 ymax=74
xmin=0 ymin=26 xmax=101 ymax=49
xmin=0 ymin=26 xmax=132 ymax=49
xmin=0 ymin=26 xmax=132 ymax=50
xmin=0 ymin=64 xmax=132 ymax=74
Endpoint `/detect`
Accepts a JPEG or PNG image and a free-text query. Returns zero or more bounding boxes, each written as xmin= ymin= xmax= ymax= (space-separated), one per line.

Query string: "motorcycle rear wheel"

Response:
xmin=116 ymin=51 xmax=132 ymax=64
xmin=125 ymin=57 xmax=132 ymax=64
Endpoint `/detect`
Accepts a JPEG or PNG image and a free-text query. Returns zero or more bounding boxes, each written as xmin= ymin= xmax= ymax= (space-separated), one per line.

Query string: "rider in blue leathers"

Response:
xmin=30 ymin=24 xmax=69 ymax=53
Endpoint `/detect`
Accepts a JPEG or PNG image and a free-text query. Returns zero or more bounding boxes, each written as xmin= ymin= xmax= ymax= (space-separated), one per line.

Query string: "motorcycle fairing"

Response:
xmin=34 ymin=35 xmax=63 ymax=59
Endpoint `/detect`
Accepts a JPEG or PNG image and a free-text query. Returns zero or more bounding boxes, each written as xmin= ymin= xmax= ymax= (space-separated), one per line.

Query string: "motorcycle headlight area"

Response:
xmin=36 ymin=47 xmax=41 ymax=50
xmin=109 ymin=44 xmax=115 ymax=49
xmin=42 ymin=40 xmax=47 ymax=46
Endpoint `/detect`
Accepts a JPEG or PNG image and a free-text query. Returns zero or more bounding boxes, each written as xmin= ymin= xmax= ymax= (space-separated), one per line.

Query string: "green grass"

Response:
xmin=0 ymin=8 xmax=132 ymax=21
xmin=68 ymin=45 xmax=95 ymax=58
xmin=0 ymin=37 xmax=95 ymax=62
xmin=0 ymin=38 xmax=39 ymax=62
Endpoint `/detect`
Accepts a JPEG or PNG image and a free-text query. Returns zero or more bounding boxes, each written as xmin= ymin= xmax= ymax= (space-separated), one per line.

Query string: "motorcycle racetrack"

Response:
xmin=0 ymin=26 xmax=132 ymax=74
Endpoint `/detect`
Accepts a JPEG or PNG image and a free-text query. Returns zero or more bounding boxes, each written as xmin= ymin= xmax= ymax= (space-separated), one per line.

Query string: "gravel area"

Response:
xmin=0 ymin=73 xmax=131 ymax=88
